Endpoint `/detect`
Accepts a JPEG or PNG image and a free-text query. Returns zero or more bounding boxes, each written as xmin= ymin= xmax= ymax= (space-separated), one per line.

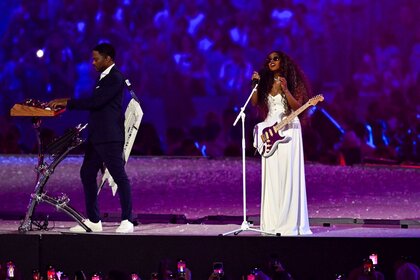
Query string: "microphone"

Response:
xmin=252 ymin=78 xmax=259 ymax=88
xmin=252 ymin=68 xmax=265 ymax=88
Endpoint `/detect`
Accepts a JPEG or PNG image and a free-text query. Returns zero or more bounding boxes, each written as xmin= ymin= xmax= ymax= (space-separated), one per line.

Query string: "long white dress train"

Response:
xmin=259 ymin=94 xmax=312 ymax=236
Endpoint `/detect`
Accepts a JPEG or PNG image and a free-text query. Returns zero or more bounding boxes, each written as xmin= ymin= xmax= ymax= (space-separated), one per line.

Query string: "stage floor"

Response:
xmin=0 ymin=155 xmax=419 ymax=236
xmin=0 ymin=156 xmax=419 ymax=279
xmin=1 ymin=220 xmax=420 ymax=238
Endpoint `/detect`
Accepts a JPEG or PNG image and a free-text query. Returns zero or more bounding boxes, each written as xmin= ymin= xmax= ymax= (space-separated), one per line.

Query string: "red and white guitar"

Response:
xmin=254 ymin=94 xmax=324 ymax=158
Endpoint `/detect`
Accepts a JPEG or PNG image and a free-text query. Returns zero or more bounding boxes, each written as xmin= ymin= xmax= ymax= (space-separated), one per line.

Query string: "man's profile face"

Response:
xmin=92 ymin=50 xmax=110 ymax=72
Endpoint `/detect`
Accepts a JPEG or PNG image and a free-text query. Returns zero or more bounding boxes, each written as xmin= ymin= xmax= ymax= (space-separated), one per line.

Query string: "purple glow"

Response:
xmin=0 ymin=1 xmax=417 ymax=165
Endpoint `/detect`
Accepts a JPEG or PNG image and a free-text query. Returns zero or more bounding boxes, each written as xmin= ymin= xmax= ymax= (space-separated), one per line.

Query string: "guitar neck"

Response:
xmin=274 ymin=100 xmax=312 ymax=131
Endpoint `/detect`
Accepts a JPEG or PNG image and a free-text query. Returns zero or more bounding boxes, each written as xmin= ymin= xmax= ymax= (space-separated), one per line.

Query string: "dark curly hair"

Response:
xmin=255 ymin=51 xmax=311 ymax=119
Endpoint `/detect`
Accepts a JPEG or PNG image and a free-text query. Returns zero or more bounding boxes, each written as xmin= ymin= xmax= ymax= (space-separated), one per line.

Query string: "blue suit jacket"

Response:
xmin=67 ymin=66 xmax=125 ymax=144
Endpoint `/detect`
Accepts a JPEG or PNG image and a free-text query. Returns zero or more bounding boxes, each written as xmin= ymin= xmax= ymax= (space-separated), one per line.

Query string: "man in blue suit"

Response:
xmin=48 ymin=43 xmax=134 ymax=233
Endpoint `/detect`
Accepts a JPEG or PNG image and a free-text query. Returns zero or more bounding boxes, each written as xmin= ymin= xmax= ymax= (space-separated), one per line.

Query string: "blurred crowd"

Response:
xmin=0 ymin=0 xmax=419 ymax=164
xmin=1 ymin=254 xmax=420 ymax=280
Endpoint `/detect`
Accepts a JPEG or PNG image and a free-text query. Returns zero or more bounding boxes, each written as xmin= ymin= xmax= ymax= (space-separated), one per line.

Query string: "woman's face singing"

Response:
xmin=266 ymin=52 xmax=281 ymax=72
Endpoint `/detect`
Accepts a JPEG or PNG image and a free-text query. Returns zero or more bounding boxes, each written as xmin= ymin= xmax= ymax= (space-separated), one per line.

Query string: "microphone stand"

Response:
xmin=221 ymin=83 xmax=275 ymax=236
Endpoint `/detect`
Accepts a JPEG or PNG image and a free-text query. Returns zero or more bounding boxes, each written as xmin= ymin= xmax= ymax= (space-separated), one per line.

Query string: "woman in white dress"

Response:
xmin=251 ymin=51 xmax=312 ymax=236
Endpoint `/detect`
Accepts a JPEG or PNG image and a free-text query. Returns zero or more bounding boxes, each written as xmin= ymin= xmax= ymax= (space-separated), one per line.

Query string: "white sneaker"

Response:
xmin=116 ymin=220 xmax=134 ymax=233
xmin=69 ymin=220 xmax=102 ymax=233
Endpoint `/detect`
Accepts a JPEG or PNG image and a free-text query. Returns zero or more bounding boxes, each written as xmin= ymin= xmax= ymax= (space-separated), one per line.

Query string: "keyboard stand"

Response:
xmin=19 ymin=124 xmax=91 ymax=232
xmin=19 ymin=123 xmax=90 ymax=232
xmin=10 ymin=102 xmax=91 ymax=232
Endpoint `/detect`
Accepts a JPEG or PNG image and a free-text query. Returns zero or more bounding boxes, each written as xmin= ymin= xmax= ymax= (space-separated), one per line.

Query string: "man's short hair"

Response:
xmin=93 ymin=43 xmax=116 ymax=60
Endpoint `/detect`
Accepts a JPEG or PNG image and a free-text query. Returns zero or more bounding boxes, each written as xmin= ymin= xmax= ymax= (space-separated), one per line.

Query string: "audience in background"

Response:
xmin=394 ymin=257 xmax=420 ymax=280
xmin=1 ymin=255 xmax=420 ymax=279
xmin=0 ymin=0 xmax=418 ymax=165
xmin=347 ymin=258 xmax=385 ymax=280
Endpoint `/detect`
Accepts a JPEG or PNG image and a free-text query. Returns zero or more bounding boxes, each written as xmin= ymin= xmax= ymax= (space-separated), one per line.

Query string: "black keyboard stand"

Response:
xmin=18 ymin=123 xmax=91 ymax=233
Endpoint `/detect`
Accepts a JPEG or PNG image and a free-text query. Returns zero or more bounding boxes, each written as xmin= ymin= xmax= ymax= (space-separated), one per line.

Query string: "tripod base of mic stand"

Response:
xmin=221 ymin=221 xmax=279 ymax=236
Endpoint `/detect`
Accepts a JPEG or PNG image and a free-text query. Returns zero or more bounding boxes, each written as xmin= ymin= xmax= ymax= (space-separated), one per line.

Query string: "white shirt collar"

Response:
xmin=100 ymin=63 xmax=115 ymax=80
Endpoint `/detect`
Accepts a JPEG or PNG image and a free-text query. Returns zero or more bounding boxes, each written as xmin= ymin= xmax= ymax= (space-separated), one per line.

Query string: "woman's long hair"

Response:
xmin=255 ymin=51 xmax=311 ymax=119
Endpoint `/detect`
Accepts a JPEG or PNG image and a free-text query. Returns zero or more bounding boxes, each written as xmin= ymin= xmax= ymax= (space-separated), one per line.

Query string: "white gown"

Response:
xmin=259 ymin=94 xmax=312 ymax=236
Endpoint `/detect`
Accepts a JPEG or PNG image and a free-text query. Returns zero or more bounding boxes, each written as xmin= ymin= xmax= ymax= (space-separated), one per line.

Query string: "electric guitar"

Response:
xmin=254 ymin=94 xmax=324 ymax=158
